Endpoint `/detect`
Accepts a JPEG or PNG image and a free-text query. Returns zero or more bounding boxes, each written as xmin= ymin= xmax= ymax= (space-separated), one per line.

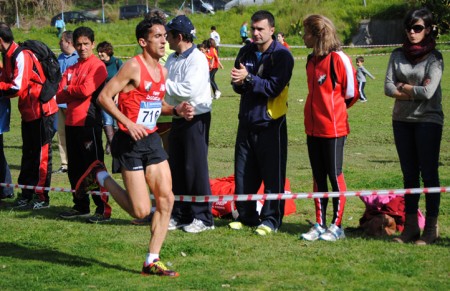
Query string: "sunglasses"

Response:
xmin=406 ymin=25 xmax=426 ymax=33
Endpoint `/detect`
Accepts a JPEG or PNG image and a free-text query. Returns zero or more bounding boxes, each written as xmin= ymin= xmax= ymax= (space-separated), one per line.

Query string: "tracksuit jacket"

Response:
xmin=0 ymin=41 xmax=58 ymax=120
xmin=232 ymin=39 xmax=294 ymax=127
xmin=304 ymin=51 xmax=359 ymax=138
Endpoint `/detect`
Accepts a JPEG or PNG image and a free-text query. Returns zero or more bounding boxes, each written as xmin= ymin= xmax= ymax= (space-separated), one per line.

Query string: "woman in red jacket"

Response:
xmin=300 ymin=15 xmax=359 ymax=242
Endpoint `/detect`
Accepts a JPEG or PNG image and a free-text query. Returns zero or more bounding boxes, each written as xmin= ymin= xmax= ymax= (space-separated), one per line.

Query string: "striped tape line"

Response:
xmin=0 ymin=182 xmax=448 ymax=202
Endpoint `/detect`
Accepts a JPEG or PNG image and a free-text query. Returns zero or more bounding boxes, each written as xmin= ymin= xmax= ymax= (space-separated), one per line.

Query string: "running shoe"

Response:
xmin=141 ymin=259 xmax=179 ymax=277
xmin=228 ymin=221 xmax=243 ymax=230
xmin=254 ymin=224 xmax=275 ymax=236
xmin=319 ymin=224 xmax=346 ymax=241
xmin=301 ymin=223 xmax=326 ymax=241
xmin=168 ymin=218 xmax=187 ymax=230
xmin=87 ymin=213 xmax=111 ymax=223
xmin=12 ymin=198 xmax=31 ymax=209
xmin=28 ymin=200 xmax=50 ymax=210
xmin=183 ymin=218 xmax=214 ymax=233
xmin=59 ymin=209 xmax=91 ymax=219
xmin=75 ymin=160 xmax=106 ymax=199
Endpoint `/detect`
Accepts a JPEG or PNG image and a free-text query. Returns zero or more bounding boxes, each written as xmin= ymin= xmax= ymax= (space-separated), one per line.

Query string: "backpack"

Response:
xmin=11 ymin=40 xmax=61 ymax=103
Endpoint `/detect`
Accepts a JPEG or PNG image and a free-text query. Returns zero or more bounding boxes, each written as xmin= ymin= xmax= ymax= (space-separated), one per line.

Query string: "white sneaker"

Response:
xmin=214 ymin=91 xmax=221 ymax=99
xmin=183 ymin=218 xmax=214 ymax=233
xmin=300 ymin=223 xmax=326 ymax=241
xmin=168 ymin=218 xmax=187 ymax=231
xmin=319 ymin=224 xmax=345 ymax=241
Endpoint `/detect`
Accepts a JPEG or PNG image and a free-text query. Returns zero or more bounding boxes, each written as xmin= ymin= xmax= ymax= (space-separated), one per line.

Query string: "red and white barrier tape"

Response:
xmin=1 ymin=182 xmax=448 ymax=202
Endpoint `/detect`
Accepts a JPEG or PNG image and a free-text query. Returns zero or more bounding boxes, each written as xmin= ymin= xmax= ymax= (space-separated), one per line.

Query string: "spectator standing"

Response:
xmin=385 ymin=8 xmax=443 ymax=245
xmin=277 ymin=32 xmax=290 ymax=50
xmin=356 ymin=56 xmax=375 ymax=102
xmin=230 ymin=10 xmax=294 ymax=235
xmin=54 ymin=30 xmax=79 ymax=174
xmin=210 ymin=25 xmax=221 ymax=54
xmin=300 ymin=15 xmax=359 ymax=242
xmin=55 ymin=16 xmax=65 ymax=38
xmin=165 ymin=15 xmax=215 ymax=233
xmin=76 ymin=17 xmax=194 ymax=276
xmin=0 ymin=72 xmax=13 ymax=200
xmin=240 ymin=21 xmax=249 ymax=43
xmin=0 ymin=23 xmax=58 ymax=209
xmin=207 ymin=38 xmax=223 ymax=99
xmin=56 ymin=26 xmax=112 ymax=223
xmin=96 ymin=41 xmax=123 ymax=155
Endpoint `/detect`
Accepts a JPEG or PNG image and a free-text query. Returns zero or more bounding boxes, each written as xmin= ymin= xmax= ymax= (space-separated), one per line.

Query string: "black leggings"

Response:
xmin=210 ymin=68 xmax=219 ymax=94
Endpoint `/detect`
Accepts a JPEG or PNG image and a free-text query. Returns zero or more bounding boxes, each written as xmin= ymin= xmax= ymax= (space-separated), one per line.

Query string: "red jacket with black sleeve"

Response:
xmin=304 ymin=51 xmax=359 ymax=138
xmin=0 ymin=42 xmax=58 ymax=122
xmin=56 ymin=54 xmax=107 ymax=127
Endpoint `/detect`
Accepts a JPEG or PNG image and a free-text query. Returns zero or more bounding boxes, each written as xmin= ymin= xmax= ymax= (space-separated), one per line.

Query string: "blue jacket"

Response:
xmin=232 ymin=39 xmax=294 ymax=127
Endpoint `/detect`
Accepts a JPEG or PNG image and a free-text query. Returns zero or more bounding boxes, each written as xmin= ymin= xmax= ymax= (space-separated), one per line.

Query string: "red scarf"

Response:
xmin=402 ymin=36 xmax=436 ymax=63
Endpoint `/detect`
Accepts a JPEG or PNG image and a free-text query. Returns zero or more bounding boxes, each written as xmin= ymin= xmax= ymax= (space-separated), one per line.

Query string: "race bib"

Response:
xmin=136 ymin=101 xmax=161 ymax=130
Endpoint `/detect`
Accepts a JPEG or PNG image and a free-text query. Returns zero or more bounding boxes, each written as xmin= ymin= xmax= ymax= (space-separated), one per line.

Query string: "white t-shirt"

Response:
xmin=210 ymin=31 xmax=221 ymax=47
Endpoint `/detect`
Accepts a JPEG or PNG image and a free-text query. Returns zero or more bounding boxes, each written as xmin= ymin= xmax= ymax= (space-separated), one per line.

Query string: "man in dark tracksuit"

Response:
xmin=0 ymin=23 xmax=57 ymax=209
xmin=230 ymin=10 xmax=294 ymax=235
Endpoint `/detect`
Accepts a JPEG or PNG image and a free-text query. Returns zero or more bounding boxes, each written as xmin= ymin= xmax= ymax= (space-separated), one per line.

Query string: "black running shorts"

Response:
xmin=111 ymin=130 xmax=168 ymax=173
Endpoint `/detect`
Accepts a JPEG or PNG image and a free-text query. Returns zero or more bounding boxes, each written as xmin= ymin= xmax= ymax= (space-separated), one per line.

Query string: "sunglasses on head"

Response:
xmin=406 ymin=24 xmax=426 ymax=33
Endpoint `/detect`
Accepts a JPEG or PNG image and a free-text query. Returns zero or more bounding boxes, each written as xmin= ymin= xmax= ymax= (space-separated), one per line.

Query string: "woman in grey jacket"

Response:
xmin=384 ymin=7 xmax=443 ymax=245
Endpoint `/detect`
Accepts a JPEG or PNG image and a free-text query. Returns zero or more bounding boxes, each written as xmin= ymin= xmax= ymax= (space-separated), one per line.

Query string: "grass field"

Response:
xmin=0 ymin=48 xmax=449 ymax=289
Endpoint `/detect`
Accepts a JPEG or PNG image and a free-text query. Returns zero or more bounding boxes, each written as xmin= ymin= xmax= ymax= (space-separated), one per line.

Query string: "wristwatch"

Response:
xmin=244 ymin=73 xmax=253 ymax=84
xmin=172 ymin=106 xmax=179 ymax=116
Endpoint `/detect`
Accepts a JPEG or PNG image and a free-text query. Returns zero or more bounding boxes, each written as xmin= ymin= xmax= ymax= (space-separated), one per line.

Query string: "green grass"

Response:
xmin=0 ymin=49 xmax=449 ymax=289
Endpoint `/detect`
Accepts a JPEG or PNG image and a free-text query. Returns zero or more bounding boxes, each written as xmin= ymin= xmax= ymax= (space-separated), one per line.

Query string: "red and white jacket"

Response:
xmin=0 ymin=42 xmax=58 ymax=121
xmin=304 ymin=51 xmax=359 ymax=138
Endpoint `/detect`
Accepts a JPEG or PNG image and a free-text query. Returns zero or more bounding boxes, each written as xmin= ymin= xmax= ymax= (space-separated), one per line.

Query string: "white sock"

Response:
xmin=145 ymin=253 xmax=159 ymax=265
xmin=96 ymin=171 xmax=109 ymax=187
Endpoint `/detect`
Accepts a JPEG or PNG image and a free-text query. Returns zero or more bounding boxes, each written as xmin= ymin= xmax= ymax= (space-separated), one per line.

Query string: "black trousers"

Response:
xmin=169 ymin=112 xmax=213 ymax=226
xmin=234 ymin=116 xmax=287 ymax=230
xmin=66 ymin=125 xmax=111 ymax=216
xmin=18 ymin=115 xmax=55 ymax=202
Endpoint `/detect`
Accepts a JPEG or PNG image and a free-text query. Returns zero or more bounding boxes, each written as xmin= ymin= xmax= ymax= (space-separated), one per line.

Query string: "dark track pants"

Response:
xmin=307 ymin=135 xmax=347 ymax=227
xmin=66 ymin=125 xmax=111 ymax=217
xmin=18 ymin=116 xmax=55 ymax=202
xmin=169 ymin=112 xmax=213 ymax=226
xmin=234 ymin=116 xmax=287 ymax=230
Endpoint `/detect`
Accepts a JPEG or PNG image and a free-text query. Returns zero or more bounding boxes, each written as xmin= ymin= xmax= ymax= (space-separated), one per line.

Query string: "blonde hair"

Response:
xmin=303 ymin=14 xmax=341 ymax=56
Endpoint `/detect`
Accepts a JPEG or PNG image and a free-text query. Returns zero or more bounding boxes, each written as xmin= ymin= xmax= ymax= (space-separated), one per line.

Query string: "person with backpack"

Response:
xmin=96 ymin=41 xmax=123 ymax=155
xmin=0 ymin=23 xmax=58 ymax=209
xmin=56 ymin=26 xmax=112 ymax=223
xmin=300 ymin=15 xmax=359 ymax=242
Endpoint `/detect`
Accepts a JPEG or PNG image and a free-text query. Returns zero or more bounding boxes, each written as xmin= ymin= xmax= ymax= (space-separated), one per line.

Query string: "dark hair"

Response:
xmin=356 ymin=56 xmax=364 ymax=63
xmin=97 ymin=41 xmax=114 ymax=56
xmin=278 ymin=32 xmax=285 ymax=37
xmin=168 ymin=30 xmax=194 ymax=43
xmin=144 ymin=8 xmax=167 ymax=24
xmin=0 ymin=22 xmax=14 ymax=43
xmin=211 ymin=26 xmax=216 ymax=30
xmin=208 ymin=38 xmax=217 ymax=48
xmin=61 ymin=30 xmax=73 ymax=43
xmin=404 ymin=8 xmax=437 ymax=38
xmin=197 ymin=43 xmax=205 ymax=50
xmin=73 ymin=26 xmax=95 ymax=43
xmin=136 ymin=17 xmax=165 ymax=41
xmin=251 ymin=10 xmax=275 ymax=27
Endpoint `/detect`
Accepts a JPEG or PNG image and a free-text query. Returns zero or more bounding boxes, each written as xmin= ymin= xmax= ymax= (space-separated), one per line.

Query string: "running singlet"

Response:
xmin=117 ymin=56 xmax=166 ymax=135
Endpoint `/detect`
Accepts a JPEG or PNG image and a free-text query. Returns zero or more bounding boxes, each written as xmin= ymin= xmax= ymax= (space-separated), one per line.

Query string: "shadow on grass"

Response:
xmin=0 ymin=242 xmax=137 ymax=274
xmin=0 ymin=202 xmax=133 ymax=226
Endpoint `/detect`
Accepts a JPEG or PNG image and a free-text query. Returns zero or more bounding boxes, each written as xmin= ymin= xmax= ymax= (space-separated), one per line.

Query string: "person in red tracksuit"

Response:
xmin=56 ymin=26 xmax=112 ymax=223
xmin=0 ymin=23 xmax=58 ymax=209
xmin=300 ymin=15 xmax=359 ymax=242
